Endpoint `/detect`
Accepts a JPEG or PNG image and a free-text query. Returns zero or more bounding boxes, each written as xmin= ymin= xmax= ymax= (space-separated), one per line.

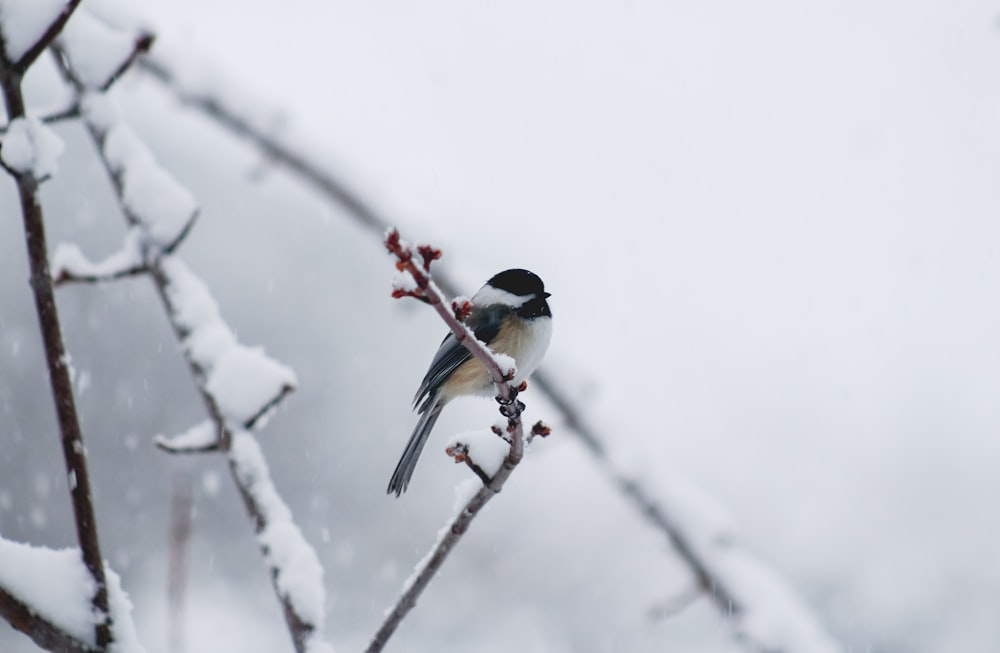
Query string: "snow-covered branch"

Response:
xmin=366 ymin=230 xmax=536 ymax=653
xmin=0 ymin=536 xmax=145 ymax=653
xmin=45 ymin=30 xmax=332 ymax=653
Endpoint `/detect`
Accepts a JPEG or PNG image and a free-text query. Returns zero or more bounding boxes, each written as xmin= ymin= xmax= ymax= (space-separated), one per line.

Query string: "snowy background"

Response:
xmin=3 ymin=0 xmax=1000 ymax=651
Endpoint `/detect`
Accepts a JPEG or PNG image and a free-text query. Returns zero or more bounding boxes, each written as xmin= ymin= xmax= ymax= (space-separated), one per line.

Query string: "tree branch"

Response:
xmin=0 ymin=32 xmax=112 ymax=652
xmin=365 ymin=230 xmax=531 ymax=653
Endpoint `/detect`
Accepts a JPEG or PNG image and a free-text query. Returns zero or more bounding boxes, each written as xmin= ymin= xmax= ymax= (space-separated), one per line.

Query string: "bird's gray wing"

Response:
xmin=412 ymin=305 xmax=508 ymax=411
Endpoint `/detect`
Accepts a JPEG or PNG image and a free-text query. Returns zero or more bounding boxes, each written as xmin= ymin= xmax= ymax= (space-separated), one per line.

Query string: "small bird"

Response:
xmin=387 ymin=268 xmax=553 ymax=496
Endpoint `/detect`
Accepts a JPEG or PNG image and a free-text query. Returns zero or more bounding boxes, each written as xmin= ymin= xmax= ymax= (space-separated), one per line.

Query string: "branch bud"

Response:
xmin=445 ymin=442 xmax=470 ymax=463
xmin=531 ymin=421 xmax=552 ymax=438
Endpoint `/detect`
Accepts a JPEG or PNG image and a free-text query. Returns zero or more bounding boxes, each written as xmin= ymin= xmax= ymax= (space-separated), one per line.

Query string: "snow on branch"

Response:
xmin=153 ymin=420 xmax=216 ymax=455
xmin=159 ymin=256 xmax=297 ymax=427
xmin=80 ymin=92 xmax=199 ymax=251
xmin=0 ymin=115 xmax=64 ymax=180
xmin=229 ymin=430 xmax=334 ymax=653
xmin=52 ymin=228 xmax=147 ymax=286
xmin=0 ymin=0 xmax=81 ymax=73
xmin=0 ymin=536 xmax=145 ymax=653
xmin=365 ymin=230 xmax=540 ymax=653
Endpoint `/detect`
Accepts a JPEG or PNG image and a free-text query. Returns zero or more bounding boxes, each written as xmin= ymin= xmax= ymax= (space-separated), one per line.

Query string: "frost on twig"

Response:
xmin=366 ymin=230 xmax=545 ymax=653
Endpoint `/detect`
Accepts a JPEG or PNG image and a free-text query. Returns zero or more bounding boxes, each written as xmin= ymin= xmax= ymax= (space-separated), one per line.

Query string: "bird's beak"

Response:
xmin=543 ymin=292 xmax=552 ymax=298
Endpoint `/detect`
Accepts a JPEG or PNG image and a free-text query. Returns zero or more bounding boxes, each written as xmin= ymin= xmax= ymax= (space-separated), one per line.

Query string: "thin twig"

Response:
xmin=53 ymin=263 xmax=149 ymax=287
xmin=0 ymin=21 xmax=112 ymax=650
xmin=0 ymin=102 xmax=81 ymax=134
xmin=366 ymin=230 xmax=528 ymax=653
xmin=99 ymin=32 xmax=155 ymax=92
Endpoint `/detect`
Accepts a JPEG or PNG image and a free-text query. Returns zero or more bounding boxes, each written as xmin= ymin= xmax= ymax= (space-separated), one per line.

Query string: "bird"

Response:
xmin=387 ymin=268 xmax=553 ymax=496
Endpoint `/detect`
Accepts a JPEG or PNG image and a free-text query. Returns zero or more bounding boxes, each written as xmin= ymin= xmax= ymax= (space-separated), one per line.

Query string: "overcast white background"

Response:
xmin=2 ymin=1 xmax=1000 ymax=651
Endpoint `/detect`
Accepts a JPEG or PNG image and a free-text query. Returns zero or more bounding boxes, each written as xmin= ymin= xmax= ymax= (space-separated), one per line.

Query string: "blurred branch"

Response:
xmin=167 ymin=474 xmax=193 ymax=653
xmin=646 ymin=585 xmax=703 ymax=622
xmin=0 ymin=102 xmax=81 ymax=134
xmin=137 ymin=54 xmax=386 ymax=232
xmin=52 ymin=40 xmax=331 ymax=653
xmin=0 ymin=24 xmax=113 ymax=652
xmin=0 ymin=584 xmax=98 ymax=653
xmin=366 ymin=230 xmax=529 ymax=653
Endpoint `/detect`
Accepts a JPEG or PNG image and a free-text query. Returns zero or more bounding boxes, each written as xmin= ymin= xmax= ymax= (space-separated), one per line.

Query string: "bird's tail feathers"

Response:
xmin=387 ymin=398 xmax=444 ymax=496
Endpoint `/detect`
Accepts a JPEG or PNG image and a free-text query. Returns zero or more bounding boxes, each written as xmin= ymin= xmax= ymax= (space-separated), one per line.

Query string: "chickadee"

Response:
xmin=387 ymin=269 xmax=553 ymax=496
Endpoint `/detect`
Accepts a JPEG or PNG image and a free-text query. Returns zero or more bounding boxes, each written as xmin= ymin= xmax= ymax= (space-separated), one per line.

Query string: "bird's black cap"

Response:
xmin=488 ymin=268 xmax=548 ymax=298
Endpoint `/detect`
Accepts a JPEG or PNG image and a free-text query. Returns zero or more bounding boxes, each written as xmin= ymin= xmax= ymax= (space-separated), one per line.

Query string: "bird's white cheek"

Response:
xmin=511 ymin=317 xmax=552 ymax=384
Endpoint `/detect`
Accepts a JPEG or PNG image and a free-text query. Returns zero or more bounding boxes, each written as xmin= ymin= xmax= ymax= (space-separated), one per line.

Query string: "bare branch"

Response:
xmin=99 ymin=32 xmax=155 ymax=92
xmin=444 ymin=442 xmax=492 ymax=485
xmin=0 ymin=584 xmax=98 ymax=653
xmin=167 ymin=474 xmax=193 ymax=653
xmin=366 ymin=230 xmax=532 ymax=653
